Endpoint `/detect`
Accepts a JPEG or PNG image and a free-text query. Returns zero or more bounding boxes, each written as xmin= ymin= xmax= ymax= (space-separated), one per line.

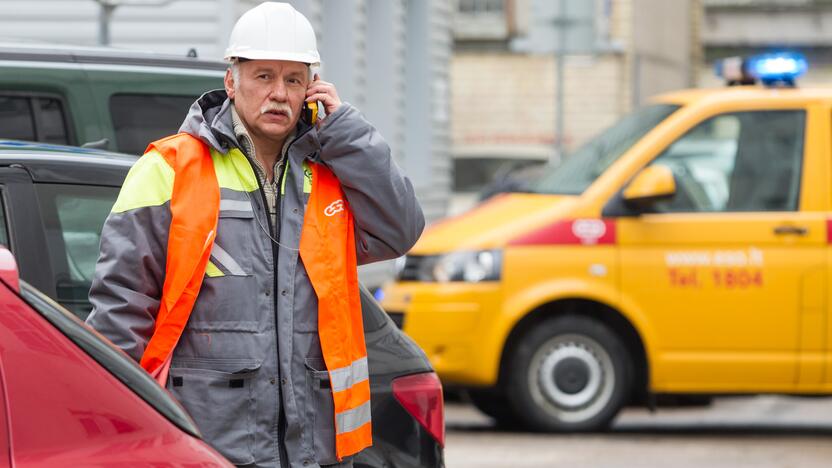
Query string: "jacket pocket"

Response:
xmin=191 ymin=273 xmax=262 ymax=328
xmin=213 ymin=208 xmax=256 ymax=276
xmin=168 ymin=358 xmax=261 ymax=465
xmin=305 ymin=357 xmax=338 ymax=465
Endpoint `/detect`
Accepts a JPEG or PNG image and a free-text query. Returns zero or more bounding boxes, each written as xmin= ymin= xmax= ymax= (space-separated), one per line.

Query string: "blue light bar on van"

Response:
xmin=715 ymin=52 xmax=808 ymax=87
xmin=748 ymin=52 xmax=807 ymax=85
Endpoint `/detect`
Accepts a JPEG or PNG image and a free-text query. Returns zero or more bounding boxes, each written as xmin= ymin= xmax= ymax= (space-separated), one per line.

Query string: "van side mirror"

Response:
xmin=601 ymin=164 xmax=676 ymax=217
xmin=622 ymin=164 xmax=676 ymax=204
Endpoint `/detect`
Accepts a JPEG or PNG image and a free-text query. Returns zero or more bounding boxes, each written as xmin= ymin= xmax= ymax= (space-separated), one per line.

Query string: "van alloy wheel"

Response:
xmin=506 ymin=315 xmax=633 ymax=432
xmin=528 ymin=334 xmax=615 ymax=423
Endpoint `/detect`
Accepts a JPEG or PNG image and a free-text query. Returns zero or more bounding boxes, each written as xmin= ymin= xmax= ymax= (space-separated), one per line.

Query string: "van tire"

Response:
xmin=505 ymin=315 xmax=632 ymax=432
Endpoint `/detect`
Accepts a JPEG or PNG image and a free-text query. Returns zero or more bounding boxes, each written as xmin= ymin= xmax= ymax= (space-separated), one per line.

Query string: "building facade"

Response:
xmin=0 ymin=0 xmax=453 ymax=223
xmin=450 ymin=0 xmax=700 ymax=213
xmin=700 ymin=0 xmax=832 ymax=87
xmin=1 ymin=0 xmax=453 ymax=285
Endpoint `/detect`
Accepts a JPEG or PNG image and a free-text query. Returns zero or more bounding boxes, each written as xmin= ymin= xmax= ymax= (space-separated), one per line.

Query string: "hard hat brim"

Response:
xmin=224 ymin=48 xmax=320 ymax=66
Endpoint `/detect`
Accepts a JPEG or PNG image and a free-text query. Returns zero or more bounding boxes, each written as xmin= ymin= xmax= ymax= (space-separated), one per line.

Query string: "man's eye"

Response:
xmin=257 ymin=74 xmax=270 ymax=80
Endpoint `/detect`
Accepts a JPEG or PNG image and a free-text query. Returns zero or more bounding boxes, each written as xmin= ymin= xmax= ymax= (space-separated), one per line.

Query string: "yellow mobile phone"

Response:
xmin=302 ymin=100 xmax=318 ymax=125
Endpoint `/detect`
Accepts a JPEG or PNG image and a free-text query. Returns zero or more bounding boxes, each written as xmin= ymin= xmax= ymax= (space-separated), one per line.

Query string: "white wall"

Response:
xmin=0 ymin=0 xmax=228 ymax=58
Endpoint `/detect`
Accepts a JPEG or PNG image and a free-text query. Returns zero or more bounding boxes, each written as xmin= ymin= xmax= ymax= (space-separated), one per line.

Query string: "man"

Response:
xmin=86 ymin=3 xmax=424 ymax=467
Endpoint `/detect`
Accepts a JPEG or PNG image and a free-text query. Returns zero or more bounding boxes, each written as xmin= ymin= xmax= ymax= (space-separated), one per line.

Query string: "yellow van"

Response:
xmin=381 ymin=54 xmax=832 ymax=431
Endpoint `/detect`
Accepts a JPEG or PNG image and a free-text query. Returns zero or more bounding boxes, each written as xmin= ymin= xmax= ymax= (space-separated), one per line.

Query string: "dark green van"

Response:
xmin=0 ymin=42 xmax=225 ymax=154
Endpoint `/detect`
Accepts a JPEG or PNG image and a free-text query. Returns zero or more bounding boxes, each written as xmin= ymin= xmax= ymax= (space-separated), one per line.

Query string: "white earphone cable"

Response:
xmin=234 ymin=161 xmax=301 ymax=252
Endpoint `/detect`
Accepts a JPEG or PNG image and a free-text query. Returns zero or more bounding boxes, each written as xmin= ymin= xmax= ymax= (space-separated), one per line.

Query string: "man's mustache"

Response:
xmin=260 ymin=102 xmax=293 ymax=119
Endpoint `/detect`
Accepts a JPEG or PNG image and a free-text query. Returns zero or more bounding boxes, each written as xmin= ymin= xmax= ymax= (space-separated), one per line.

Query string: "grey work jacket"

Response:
xmin=86 ymin=89 xmax=425 ymax=468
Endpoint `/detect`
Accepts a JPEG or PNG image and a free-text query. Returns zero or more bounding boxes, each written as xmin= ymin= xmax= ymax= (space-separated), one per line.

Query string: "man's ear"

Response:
xmin=224 ymin=68 xmax=236 ymax=100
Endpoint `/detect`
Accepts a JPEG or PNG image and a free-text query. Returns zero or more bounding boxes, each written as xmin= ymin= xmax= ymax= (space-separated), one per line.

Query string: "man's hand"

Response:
xmin=306 ymin=73 xmax=342 ymax=117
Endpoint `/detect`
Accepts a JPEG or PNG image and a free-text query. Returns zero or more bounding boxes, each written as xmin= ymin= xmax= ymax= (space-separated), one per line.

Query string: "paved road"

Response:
xmin=444 ymin=396 xmax=832 ymax=467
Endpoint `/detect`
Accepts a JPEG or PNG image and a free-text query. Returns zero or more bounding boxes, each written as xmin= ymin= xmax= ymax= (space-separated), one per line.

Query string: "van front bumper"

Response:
xmin=380 ymin=281 xmax=502 ymax=386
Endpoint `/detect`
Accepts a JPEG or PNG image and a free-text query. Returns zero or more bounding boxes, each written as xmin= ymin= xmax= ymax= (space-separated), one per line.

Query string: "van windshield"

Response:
xmin=533 ymin=104 xmax=680 ymax=195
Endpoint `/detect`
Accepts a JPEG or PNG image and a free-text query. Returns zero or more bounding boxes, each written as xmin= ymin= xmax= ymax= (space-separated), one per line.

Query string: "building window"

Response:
xmin=455 ymin=0 xmax=510 ymax=41
xmin=459 ymin=0 xmax=504 ymax=13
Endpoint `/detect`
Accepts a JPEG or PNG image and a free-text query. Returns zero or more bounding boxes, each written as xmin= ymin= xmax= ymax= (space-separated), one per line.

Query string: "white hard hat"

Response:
xmin=224 ymin=2 xmax=320 ymax=66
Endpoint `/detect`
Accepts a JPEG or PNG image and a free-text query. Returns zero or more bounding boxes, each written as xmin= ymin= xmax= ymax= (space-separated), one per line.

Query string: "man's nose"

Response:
xmin=269 ymin=80 xmax=288 ymax=101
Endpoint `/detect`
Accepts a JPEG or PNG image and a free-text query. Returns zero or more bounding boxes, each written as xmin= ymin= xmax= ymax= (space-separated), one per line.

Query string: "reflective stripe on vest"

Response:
xmin=138 ymin=133 xmax=372 ymax=460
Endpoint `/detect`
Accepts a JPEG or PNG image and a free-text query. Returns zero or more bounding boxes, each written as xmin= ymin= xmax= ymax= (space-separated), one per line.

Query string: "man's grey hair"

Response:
xmin=229 ymin=60 xmax=241 ymax=91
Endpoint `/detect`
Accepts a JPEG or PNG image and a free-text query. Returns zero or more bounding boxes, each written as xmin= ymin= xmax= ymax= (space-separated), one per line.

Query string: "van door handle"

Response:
xmin=773 ymin=225 xmax=808 ymax=236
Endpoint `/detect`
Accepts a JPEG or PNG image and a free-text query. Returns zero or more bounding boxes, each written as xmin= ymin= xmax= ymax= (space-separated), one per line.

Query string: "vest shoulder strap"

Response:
xmin=139 ymin=133 xmax=219 ymax=377
xmin=300 ymin=163 xmax=371 ymax=459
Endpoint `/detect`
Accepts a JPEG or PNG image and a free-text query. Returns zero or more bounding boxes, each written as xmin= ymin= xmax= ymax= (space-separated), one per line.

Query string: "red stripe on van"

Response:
xmin=509 ymin=219 xmax=616 ymax=246
xmin=827 ymin=219 xmax=832 ymax=244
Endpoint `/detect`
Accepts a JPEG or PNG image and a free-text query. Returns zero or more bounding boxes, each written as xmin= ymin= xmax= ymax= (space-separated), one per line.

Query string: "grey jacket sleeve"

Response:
xmin=317 ymin=103 xmax=425 ymax=265
xmin=85 ymin=162 xmax=172 ymax=362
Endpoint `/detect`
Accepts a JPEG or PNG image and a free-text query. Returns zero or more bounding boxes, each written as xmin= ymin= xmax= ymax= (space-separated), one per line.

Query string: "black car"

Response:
xmin=0 ymin=139 xmax=444 ymax=468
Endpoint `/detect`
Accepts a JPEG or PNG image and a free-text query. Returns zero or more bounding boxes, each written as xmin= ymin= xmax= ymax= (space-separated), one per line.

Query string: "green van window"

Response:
xmin=109 ymin=94 xmax=197 ymax=155
xmin=0 ymin=95 xmax=70 ymax=145
xmin=0 ymin=96 xmax=35 ymax=141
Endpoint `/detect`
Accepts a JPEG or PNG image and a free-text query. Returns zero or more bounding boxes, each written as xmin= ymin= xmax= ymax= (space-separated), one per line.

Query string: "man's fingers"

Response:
xmin=306 ymin=93 xmax=333 ymax=103
xmin=308 ymin=79 xmax=333 ymax=88
xmin=305 ymin=76 xmax=342 ymax=115
xmin=306 ymin=83 xmax=334 ymax=96
xmin=306 ymin=90 xmax=336 ymax=101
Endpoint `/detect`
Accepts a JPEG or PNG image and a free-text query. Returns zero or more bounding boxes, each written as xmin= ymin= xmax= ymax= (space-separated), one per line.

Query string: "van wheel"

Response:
xmin=467 ymin=389 xmax=520 ymax=427
xmin=506 ymin=315 xmax=632 ymax=432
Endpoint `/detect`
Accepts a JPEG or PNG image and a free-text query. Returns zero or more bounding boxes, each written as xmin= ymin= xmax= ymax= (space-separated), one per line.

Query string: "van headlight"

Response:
xmin=433 ymin=250 xmax=502 ymax=283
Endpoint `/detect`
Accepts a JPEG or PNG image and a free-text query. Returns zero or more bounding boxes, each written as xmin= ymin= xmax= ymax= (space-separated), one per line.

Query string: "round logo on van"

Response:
xmin=571 ymin=219 xmax=607 ymax=244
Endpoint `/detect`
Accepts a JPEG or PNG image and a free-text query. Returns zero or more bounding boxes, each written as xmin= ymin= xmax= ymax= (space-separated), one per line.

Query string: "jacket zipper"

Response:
xmin=246 ymin=162 xmax=289 ymax=466
xmin=247 ymin=126 xmax=312 ymax=468
xmin=272 ymin=159 xmax=288 ymax=468
xmin=272 ymin=127 xmax=313 ymax=468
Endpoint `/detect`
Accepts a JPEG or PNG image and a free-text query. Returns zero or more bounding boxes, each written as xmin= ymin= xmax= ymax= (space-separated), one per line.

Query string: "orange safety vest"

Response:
xmin=137 ymin=133 xmax=372 ymax=460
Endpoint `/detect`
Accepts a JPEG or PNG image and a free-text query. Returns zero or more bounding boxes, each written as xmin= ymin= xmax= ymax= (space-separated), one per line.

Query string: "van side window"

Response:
xmin=650 ymin=110 xmax=805 ymax=213
xmin=110 ymin=94 xmax=198 ymax=155
xmin=37 ymin=98 xmax=72 ymax=144
xmin=0 ymin=95 xmax=71 ymax=145
xmin=0 ymin=96 xmax=35 ymax=141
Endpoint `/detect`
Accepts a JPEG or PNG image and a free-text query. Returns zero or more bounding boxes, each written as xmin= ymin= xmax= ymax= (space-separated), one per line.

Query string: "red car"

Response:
xmin=0 ymin=247 xmax=232 ymax=466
